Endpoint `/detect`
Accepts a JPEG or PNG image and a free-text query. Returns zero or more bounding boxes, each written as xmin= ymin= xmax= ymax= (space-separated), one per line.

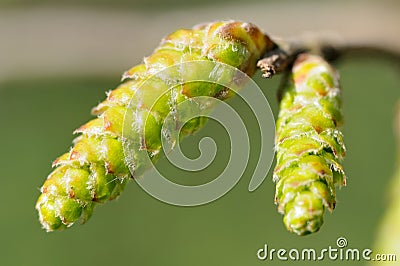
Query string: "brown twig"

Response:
xmin=257 ymin=46 xmax=291 ymax=78
xmin=257 ymin=36 xmax=400 ymax=79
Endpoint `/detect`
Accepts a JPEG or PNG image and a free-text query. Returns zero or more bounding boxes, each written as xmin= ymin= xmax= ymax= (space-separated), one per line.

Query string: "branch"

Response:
xmin=257 ymin=37 xmax=400 ymax=79
xmin=257 ymin=46 xmax=291 ymax=78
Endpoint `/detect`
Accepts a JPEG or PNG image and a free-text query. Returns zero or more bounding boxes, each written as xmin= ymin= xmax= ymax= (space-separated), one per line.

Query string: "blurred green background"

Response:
xmin=1 ymin=0 xmax=400 ymax=265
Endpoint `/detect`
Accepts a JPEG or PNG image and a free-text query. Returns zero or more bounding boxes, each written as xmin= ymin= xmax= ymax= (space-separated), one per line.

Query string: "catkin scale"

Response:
xmin=274 ymin=54 xmax=346 ymax=235
xmin=36 ymin=21 xmax=273 ymax=231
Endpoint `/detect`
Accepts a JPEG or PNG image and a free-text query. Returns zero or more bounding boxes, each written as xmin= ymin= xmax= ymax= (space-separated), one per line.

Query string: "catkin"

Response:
xmin=274 ymin=54 xmax=346 ymax=235
xmin=36 ymin=21 xmax=273 ymax=231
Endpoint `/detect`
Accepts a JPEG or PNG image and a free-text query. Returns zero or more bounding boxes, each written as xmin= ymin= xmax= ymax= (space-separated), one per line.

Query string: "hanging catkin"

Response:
xmin=36 ymin=21 xmax=273 ymax=231
xmin=274 ymin=54 xmax=347 ymax=235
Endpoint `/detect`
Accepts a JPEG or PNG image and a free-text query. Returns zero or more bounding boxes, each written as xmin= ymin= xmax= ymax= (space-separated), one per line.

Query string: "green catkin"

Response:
xmin=36 ymin=21 xmax=274 ymax=231
xmin=274 ymin=54 xmax=347 ymax=235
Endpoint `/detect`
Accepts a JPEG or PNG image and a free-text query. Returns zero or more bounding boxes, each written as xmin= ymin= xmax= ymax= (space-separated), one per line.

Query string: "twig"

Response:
xmin=257 ymin=36 xmax=400 ymax=79
xmin=257 ymin=46 xmax=291 ymax=78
